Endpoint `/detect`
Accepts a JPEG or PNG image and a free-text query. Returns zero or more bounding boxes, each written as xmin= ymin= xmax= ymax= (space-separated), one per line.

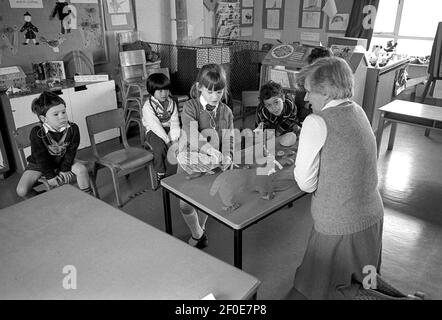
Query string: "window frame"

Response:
xmin=373 ymin=0 xmax=436 ymax=43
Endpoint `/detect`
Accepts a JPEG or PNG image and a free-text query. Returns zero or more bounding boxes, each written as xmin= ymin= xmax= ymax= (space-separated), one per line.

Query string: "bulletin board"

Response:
xmin=262 ymin=0 xmax=285 ymax=30
xmin=298 ymin=0 xmax=324 ymax=29
xmin=102 ymin=0 xmax=135 ymax=31
xmin=0 ymin=0 xmax=108 ymax=73
xmin=325 ymin=0 xmax=353 ymax=33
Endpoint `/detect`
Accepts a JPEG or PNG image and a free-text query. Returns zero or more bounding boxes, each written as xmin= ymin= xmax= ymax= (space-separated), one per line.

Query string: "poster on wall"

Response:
xmin=327 ymin=13 xmax=349 ymax=32
xmin=240 ymin=0 xmax=254 ymax=27
xmin=9 ymin=0 xmax=43 ymax=8
xmin=262 ymin=0 xmax=285 ymax=30
xmin=299 ymin=0 xmax=324 ymax=29
xmin=103 ymin=0 xmax=135 ymax=30
xmin=216 ymin=1 xmax=241 ymax=39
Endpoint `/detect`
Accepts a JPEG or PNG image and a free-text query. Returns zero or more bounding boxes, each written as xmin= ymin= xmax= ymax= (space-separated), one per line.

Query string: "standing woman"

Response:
xmin=290 ymin=57 xmax=384 ymax=299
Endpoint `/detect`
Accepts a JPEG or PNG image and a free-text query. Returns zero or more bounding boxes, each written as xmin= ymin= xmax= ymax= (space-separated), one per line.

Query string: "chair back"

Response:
xmin=86 ymin=109 xmax=129 ymax=158
xmin=12 ymin=122 xmax=40 ymax=170
xmin=146 ymin=67 xmax=170 ymax=79
xmin=120 ymin=50 xmax=147 ymax=82
xmin=117 ymin=31 xmax=141 ymax=51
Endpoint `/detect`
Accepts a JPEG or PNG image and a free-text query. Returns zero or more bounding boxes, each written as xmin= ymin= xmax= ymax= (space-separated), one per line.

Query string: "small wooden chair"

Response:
xmin=86 ymin=108 xmax=155 ymax=207
xmin=12 ymin=122 xmax=99 ymax=197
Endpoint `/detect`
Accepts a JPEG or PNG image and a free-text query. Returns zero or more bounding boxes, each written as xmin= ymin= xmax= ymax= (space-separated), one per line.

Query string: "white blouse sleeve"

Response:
xmin=294 ymin=114 xmax=327 ymax=193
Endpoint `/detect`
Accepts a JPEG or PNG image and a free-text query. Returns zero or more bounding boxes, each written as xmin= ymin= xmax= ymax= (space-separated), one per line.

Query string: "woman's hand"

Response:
xmin=47 ymin=177 xmax=60 ymax=188
xmin=221 ymin=154 xmax=233 ymax=171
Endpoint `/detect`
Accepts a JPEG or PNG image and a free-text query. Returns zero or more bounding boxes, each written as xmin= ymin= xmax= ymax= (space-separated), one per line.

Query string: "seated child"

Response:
xmin=255 ymin=81 xmax=301 ymax=137
xmin=16 ymin=91 xmax=91 ymax=198
xmin=294 ymin=46 xmax=332 ymax=123
xmin=141 ymin=73 xmax=180 ymax=187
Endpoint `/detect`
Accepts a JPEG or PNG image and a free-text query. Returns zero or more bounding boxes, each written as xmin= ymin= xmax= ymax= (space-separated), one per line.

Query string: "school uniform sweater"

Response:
xmin=142 ymin=96 xmax=180 ymax=144
xmin=180 ymin=98 xmax=234 ymax=157
xmin=311 ymin=101 xmax=384 ymax=235
xmin=27 ymin=122 xmax=80 ymax=179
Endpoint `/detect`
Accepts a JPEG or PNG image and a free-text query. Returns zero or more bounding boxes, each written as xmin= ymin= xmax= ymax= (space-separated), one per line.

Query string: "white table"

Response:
xmin=376 ymin=100 xmax=442 ymax=157
xmin=0 ymin=185 xmax=260 ymax=300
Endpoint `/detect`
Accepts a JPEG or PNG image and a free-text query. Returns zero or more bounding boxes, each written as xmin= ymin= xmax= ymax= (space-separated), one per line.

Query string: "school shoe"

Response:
xmin=188 ymin=232 xmax=208 ymax=249
xmin=154 ymin=173 xmax=166 ymax=190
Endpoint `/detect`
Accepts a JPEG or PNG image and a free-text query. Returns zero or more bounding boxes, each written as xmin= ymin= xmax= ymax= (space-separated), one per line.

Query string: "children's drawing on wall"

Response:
xmin=20 ymin=12 xmax=39 ymax=45
xmin=1 ymin=25 xmax=19 ymax=57
xmin=39 ymin=35 xmax=66 ymax=53
xmin=328 ymin=13 xmax=349 ymax=32
xmin=106 ymin=0 xmax=130 ymax=14
xmin=265 ymin=0 xmax=282 ymax=9
xmin=303 ymin=0 xmax=322 ymax=11
xmin=216 ymin=1 xmax=241 ymax=39
xmin=50 ymin=0 xmax=70 ymax=34
xmin=79 ymin=6 xmax=104 ymax=49
xmin=62 ymin=3 xmax=78 ymax=32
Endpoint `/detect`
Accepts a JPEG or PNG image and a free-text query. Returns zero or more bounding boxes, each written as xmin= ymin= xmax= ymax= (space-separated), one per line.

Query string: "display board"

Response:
xmin=0 ymin=0 xmax=107 ymax=72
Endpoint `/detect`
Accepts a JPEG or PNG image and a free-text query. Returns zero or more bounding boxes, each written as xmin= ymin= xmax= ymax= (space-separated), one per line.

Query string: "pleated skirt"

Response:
xmin=293 ymin=219 xmax=383 ymax=300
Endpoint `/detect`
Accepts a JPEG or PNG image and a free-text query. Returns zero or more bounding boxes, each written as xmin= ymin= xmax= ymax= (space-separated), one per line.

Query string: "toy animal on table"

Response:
xmin=209 ymin=166 xmax=294 ymax=212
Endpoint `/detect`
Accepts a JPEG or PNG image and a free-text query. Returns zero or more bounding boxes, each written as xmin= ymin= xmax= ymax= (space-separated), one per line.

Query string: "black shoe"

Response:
xmin=154 ymin=173 xmax=165 ymax=190
xmin=188 ymin=232 xmax=208 ymax=249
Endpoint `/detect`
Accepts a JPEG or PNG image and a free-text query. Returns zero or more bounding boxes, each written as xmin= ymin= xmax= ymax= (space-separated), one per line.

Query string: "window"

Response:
xmin=372 ymin=0 xmax=442 ymax=57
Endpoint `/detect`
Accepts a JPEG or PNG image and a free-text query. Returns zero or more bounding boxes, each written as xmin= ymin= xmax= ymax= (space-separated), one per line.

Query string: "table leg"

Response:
xmin=424 ymin=128 xmax=431 ymax=137
xmin=387 ymin=122 xmax=397 ymax=151
xmin=376 ymin=112 xmax=386 ymax=158
xmin=234 ymin=230 xmax=243 ymax=269
xmin=162 ymin=188 xmax=172 ymax=234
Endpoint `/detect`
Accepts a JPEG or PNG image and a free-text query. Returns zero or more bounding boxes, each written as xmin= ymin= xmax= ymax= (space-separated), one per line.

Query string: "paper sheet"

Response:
xmin=266 ymin=0 xmax=282 ymax=9
xmin=111 ymin=14 xmax=128 ymax=26
xmin=267 ymin=9 xmax=280 ymax=29
xmin=263 ymin=29 xmax=281 ymax=40
xmin=241 ymin=27 xmax=253 ymax=36
xmin=106 ymin=0 xmax=130 ymax=14
xmin=9 ymin=0 xmax=43 ymax=8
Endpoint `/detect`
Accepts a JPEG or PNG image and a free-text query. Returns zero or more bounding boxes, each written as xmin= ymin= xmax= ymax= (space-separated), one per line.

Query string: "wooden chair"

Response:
xmin=241 ymin=91 xmax=260 ymax=129
xmin=12 ymin=122 xmax=99 ymax=197
xmin=119 ymin=49 xmax=149 ymax=143
xmin=86 ymin=108 xmax=155 ymax=207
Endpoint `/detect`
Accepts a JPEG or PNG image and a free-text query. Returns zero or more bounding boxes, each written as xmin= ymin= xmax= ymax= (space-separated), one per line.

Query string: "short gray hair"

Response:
xmin=297 ymin=57 xmax=354 ymax=99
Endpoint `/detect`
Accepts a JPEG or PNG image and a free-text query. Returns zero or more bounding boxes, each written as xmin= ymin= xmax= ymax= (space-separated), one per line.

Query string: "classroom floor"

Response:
xmin=0 ymin=113 xmax=441 ymax=300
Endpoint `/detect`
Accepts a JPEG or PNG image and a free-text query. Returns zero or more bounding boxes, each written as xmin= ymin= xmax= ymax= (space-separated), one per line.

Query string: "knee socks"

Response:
xmin=197 ymin=210 xmax=208 ymax=231
xmin=181 ymin=209 xmax=204 ymax=240
xmin=80 ymin=186 xmax=93 ymax=195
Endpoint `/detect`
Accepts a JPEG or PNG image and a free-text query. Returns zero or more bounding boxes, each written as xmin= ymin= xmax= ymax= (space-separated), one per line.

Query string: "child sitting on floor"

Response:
xmin=255 ymin=81 xmax=301 ymax=137
xmin=16 ymin=91 xmax=91 ymax=198
xmin=141 ymin=73 xmax=180 ymax=187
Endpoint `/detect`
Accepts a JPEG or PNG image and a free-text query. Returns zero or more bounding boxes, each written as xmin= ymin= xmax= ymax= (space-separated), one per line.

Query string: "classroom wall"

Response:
xmin=134 ymin=0 xmax=210 ymax=44
xmin=239 ymin=0 xmax=354 ymax=48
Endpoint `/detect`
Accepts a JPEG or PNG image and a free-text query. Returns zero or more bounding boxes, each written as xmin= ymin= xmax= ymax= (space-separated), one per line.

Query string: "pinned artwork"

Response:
xmin=39 ymin=35 xmax=66 ymax=53
xmin=79 ymin=7 xmax=103 ymax=49
xmin=0 ymin=25 xmax=19 ymax=56
xmin=50 ymin=0 xmax=77 ymax=34
xmin=62 ymin=4 xmax=78 ymax=32
xmin=20 ymin=11 xmax=39 ymax=45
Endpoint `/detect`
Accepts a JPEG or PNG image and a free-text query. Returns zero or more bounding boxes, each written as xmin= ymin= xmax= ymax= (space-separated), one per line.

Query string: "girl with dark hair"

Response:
xmin=142 ymin=73 xmax=180 ymax=187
